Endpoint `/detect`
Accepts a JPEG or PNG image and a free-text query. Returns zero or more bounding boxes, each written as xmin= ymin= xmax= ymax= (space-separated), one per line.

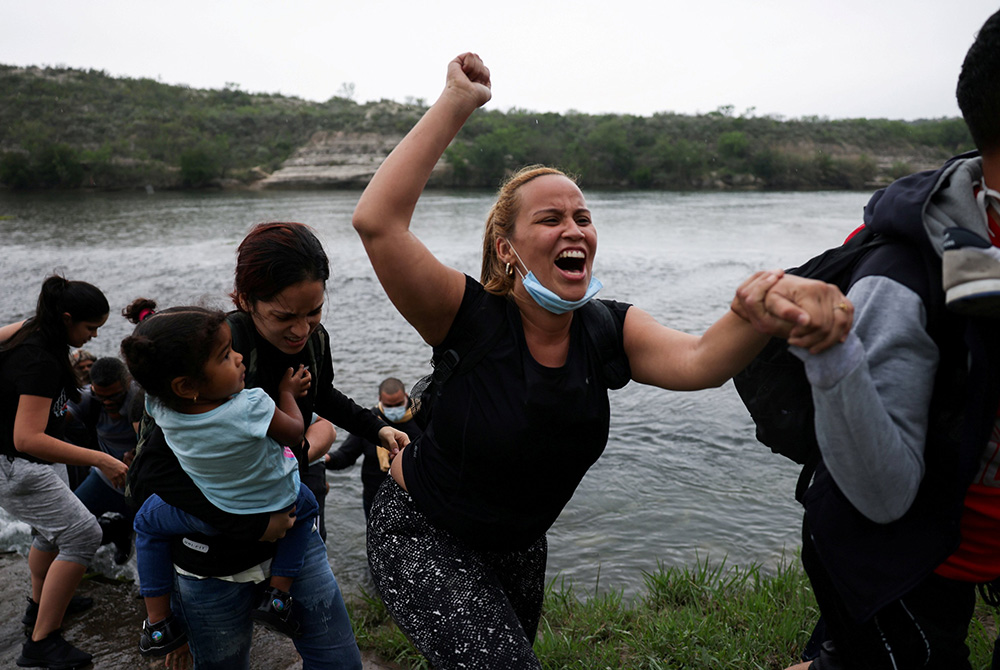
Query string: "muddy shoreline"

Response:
xmin=0 ymin=551 xmax=393 ymax=669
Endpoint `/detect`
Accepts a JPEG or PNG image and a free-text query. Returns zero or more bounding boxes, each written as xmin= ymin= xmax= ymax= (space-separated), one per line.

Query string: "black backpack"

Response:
xmin=732 ymin=226 xmax=889 ymax=501
xmin=410 ymin=298 xmax=631 ymax=430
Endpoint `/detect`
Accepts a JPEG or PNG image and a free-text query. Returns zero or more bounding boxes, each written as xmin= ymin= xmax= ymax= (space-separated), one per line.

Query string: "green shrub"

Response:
xmin=0 ymin=151 xmax=34 ymax=188
xmin=180 ymin=144 xmax=222 ymax=187
xmin=33 ymin=143 xmax=84 ymax=188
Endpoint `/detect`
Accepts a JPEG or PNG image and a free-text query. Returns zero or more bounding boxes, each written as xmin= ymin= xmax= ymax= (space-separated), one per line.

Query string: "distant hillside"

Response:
xmin=0 ymin=64 xmax=975 ymax=191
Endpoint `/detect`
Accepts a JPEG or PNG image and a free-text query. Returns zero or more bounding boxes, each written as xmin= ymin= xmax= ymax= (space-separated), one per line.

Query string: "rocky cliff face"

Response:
xmin=255 ymin=131 xmax=449 ymax=189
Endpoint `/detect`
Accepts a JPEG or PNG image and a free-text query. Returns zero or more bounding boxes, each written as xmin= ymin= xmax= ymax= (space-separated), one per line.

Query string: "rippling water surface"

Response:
xmin=0 ymin=187 xmax=871 ymax=599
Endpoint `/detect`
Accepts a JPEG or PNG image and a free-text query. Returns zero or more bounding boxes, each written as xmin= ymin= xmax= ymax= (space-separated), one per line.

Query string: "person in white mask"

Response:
xmin=326 ymin=378 xmax=423 ymax=519
xmin=352 ymin=52 xmax=853 ymax=669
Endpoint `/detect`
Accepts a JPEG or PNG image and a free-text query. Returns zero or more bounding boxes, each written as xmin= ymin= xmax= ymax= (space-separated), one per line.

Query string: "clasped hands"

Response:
xmin=732 ymin=270 xmax=853 ymax=354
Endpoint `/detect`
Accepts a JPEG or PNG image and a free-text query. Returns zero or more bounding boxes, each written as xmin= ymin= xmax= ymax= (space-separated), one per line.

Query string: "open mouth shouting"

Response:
xmin=555 ymin=249 xmax=588 ymax=278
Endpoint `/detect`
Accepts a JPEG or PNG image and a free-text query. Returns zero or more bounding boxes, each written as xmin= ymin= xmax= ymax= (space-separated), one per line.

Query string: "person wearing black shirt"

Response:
xmin=352 ymin=53 xmax=854 ymax=669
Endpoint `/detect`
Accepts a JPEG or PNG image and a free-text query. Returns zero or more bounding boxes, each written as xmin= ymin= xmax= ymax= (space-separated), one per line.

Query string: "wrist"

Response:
xmin=729 ymin=301 xmax=751 ymax=323
xmin=790 ymin=331 xmax=864 ymax=390
xmin=278 ymin=390 xmax=299 ymax=410
xmin=436 ymin=88 xmax=480 ymax=118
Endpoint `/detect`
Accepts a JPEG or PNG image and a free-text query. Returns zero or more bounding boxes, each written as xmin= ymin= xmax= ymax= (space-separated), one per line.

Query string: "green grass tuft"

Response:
xmin=347 ymin=557 xmax=1000 ymax=669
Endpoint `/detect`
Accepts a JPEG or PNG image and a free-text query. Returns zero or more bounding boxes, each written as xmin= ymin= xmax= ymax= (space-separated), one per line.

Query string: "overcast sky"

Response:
xmin=3 ymin=1 xmax=997 ymax=120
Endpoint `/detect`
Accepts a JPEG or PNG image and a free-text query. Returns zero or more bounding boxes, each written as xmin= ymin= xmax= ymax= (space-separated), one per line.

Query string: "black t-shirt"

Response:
xmin=0 ymin=334 xmax=72 ymax=464
xmin=402 ymin=276 xmax=632 ymax=551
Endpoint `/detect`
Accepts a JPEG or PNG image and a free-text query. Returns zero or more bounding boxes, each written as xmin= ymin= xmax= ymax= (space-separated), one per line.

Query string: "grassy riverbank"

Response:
xmin=348 ymin=557 xmax=1000 ymax=669
xmin=0 ymin=550 xmax=995 ymax=668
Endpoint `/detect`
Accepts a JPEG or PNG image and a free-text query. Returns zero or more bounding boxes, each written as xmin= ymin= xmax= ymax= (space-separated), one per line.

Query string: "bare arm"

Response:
xmin=267 ymin=366 xmax=308 ymax=446
xmin=13 ymin=395 xmax=128 ymax=488
xmin=304 ymin=417 xmax=337 ymax=463
xmin=0 ymin=320 xmax=26 ymax=343
xmin=628 ymin=272 xmax=852 ymax=390
xmin=624 ymin=308 xmax=770 ymax=390
xmin=352 ymin=53 xmax=491 ymax=346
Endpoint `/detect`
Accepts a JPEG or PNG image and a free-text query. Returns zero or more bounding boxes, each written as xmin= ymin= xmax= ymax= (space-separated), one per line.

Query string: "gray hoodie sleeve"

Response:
xmin=790 ymin=275 xmax=939 ymax=523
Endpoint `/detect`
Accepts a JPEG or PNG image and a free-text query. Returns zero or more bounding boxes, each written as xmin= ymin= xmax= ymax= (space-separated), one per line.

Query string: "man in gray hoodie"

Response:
xmin=760 ymin=9 xmax=1000 ymax=669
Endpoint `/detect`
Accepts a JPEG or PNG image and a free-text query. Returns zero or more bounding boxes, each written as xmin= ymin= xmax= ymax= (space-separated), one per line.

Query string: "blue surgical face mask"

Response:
xmin=381 ymin=404 xmax=406 ymax=423
xmin=507 ymin=241 xmax=603 ymax=314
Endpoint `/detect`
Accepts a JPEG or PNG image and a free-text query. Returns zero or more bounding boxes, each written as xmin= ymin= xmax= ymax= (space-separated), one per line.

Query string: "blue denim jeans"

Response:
xmin=134 ymin=493 xmax=217 ymax=598
xmin=74 ymin=469 xmax=134 ymax=520
xmin=134 ymin=484 xmax=319 ymax=597
xmin=171 ymin=529 xmax=362 ymax=669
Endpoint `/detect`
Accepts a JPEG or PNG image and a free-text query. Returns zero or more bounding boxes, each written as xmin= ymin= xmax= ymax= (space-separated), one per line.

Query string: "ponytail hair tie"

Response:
xmin=138 ymin=308 xmax=155 ymax=322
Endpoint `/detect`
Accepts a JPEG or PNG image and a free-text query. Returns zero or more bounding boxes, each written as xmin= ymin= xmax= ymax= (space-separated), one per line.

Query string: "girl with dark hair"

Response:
xmin=352 ymin=54 xmax=854 ymax=668
xmin=127 ymin=223 xmax=409 ymax=669
xmin=120 ymin=299 xmax=318 ymax=658
xmin=0 ymin=275 xmax=126 ymax=669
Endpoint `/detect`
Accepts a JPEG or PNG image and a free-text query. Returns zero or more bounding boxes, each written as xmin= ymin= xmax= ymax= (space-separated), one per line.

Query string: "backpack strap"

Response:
xmin=786 ymin=224 xmax=886 ymax=284
xmin=307 ymin=325 xmax=326 ymax=380
xmin=577 ymin=300 xmax=631 ymax=390
xmin=431 ymin=294 xmax=508 ymax=391
xmin=124 ymin=408 xmax=158 ymax=508
xmin=227 ymin=312 xmax=259 ymax=387
xmin=409 ymin=292 xmax=508 ymax=429
xmin=795 ymin=450 xmax=821 ymax=503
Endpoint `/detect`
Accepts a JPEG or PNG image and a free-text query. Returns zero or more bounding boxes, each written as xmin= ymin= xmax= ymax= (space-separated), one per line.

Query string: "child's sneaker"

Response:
xmin=138 ymin=615 xmax=188 ymax=657
xmin=21 ymin=595 xmax=94 ymax=632
xmin=942 ymin=227 xmax=1000 ymax=316
xmin=16 ymin=629 xmax=92 ymax=669
xmin=251 ymin=587 xmax=301 ymax=638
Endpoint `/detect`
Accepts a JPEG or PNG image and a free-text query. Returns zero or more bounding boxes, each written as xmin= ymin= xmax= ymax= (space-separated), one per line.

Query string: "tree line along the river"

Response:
xmin=0 ymin=64 xmax=975 ymax=191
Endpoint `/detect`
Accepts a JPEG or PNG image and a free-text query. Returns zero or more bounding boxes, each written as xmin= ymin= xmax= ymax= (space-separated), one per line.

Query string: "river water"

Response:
xmin=0 ymin=187 xmax=871 ymax=600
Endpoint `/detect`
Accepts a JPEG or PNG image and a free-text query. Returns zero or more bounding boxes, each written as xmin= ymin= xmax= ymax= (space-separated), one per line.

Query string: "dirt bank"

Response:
xmin=0 ymin=551 xmax=394 ymax=669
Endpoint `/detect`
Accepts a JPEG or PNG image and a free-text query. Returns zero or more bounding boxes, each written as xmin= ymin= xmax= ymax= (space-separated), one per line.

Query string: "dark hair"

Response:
xmin=378 ymin=377 xmax=406 ymax=396
xmin=89 ymin=357 xmax=129 ymax=387
xmin=231 ymin=222 xmax=330 ymax=311
xmin=120 ymin=298 xmax=228 ymax=411
xmin=1 ymin=275 xmax=109 ymax=401
xmin=957 ymin=9 xmax=1000 ymax=154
